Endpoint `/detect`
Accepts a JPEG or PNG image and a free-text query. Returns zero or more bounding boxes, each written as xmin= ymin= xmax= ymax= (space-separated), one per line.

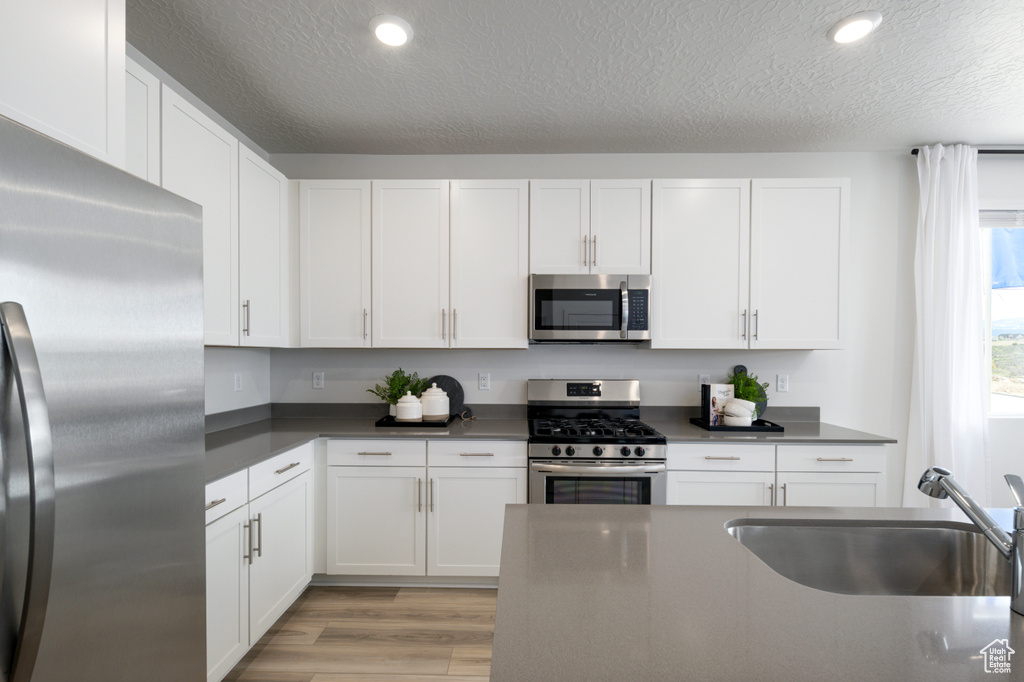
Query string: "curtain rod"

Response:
xmin=910 ymin=148 xmax=1024 ymax=156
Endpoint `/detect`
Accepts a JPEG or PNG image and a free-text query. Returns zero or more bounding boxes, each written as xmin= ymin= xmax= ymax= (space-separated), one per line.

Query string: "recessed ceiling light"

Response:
xmin=370 ymin=15 xmax=413 ymax=47
xmin=827 ymin=11 xmax=883 ymax=44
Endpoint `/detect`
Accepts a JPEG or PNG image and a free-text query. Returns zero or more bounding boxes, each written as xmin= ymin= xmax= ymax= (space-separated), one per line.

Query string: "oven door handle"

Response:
xmin=530 ymin=461 xmax=665 ymax=475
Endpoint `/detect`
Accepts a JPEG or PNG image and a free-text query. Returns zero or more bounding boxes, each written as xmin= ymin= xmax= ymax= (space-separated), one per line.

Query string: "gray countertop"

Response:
xmin=204 ymin=411 xmax=894 ymax=483
xmin=490 ymin=504 xmax=1023 ymax=682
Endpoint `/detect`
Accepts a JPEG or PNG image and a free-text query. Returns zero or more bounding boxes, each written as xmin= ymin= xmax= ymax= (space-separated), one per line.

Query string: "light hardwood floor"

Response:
xmin=223 ymin=586 xmax=496 ymax=682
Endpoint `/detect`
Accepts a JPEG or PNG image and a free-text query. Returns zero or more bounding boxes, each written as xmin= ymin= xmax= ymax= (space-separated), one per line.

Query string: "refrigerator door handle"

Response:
xmin=0 ymin=302 xmax=56 ymax=682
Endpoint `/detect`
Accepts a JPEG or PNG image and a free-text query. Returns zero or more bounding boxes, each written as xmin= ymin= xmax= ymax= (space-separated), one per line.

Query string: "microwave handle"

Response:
xmin=620 ymin=280 xmax=628 ymax=339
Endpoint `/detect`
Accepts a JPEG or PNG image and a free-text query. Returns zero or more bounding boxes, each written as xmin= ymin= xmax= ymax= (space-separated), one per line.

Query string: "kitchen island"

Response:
xmin=491 ymin=504 xmax=1024 ymax=681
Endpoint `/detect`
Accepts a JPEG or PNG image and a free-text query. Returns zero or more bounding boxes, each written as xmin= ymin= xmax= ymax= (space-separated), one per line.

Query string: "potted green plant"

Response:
xmin=367 ymin=368 xmax=431 ymax=415
xmin=727 ymin=366 xmax=769 ymax=420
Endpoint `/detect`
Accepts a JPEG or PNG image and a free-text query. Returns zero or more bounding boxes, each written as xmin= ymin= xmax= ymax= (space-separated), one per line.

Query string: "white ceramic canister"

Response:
xmin=420 ymin=382 xmax=449 ymax=421
xmin=395 ymin=391 xmax=423 ymax=421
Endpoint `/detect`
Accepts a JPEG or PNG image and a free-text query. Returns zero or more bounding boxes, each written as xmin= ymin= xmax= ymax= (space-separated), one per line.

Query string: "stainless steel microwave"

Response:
xmin=529 ymin=274 xmax=651 ymax=342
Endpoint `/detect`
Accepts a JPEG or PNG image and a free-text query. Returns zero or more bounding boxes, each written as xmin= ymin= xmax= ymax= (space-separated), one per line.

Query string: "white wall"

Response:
xmin=205 ymin=347 xmax=271 ymax=414
xmin=266 ymin=150 xmax=917 ymax=504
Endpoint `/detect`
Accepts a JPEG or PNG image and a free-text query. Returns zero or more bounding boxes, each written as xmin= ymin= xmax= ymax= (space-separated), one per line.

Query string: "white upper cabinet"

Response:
xmin=372 ymin=180 xmax=451 ymax=348
xmin=590 ymin=180 xmax=651 ymax=274
xmin=124 ymin=57 xmax=161 ymax=183
xmin=750 ymin=179 xmax=847 ymax=349
xmin=652 ymin=177 xmax=847 ymax=350
xmin=450 ymin=180 xmax=529 ymax=348
xmin=238 ymin=148 xmax=290 ymax=347
xmin=0 ymin=0 xmax=125 ymax=167
xmin=298 ymin=181 xmax=372 ymax=347
xmin=161 ymin=85 xmax=239 ymax=346
xmin=530 ymin=180 xmax=650 ymax=275
xmin=652 ymin=179 xmax=750 ymax=349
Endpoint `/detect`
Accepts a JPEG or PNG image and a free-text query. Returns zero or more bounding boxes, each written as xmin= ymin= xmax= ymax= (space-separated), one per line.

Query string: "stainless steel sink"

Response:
xmin=725 ymin=519 xmax=1011 ymax=596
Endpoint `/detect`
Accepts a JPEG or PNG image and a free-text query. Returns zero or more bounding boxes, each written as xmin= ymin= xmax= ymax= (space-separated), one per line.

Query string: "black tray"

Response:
xmin=375 ymin=414 xmax=458 ymax=428
xmin=690 ymin=417 xmax=784 ymax=433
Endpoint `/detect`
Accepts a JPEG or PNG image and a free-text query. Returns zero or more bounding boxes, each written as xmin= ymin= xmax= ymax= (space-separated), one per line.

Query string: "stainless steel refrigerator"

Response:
xmin=0 ymin=115 xmax=206 ymax=680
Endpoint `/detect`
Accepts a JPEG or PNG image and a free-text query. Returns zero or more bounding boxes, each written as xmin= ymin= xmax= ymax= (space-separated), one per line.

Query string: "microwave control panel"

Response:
xmin=627 ymin=290 xmax=649 ymax=330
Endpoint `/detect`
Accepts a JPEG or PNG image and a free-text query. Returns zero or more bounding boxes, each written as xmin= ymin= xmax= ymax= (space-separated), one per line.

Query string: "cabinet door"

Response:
xmin=248 ymin=471 xmax=313 ymax=643
xmin=427 ymin=467 xmax=527 ymax=577
xmin=161 ymin=85 xmax=239 ymax=346
xmin=0 ymin=0 xmax=124 ymax=166
xmin=529 ymin=180 xmax=590 ymax=274
xmin=666 ymin=471 xmax=774 ymax=506
xmin=299 ymin=180 xmax=372 ymax=347
xmin=124 ymin=57 xmax=160 ymax=183
xmin=238 ymin=148 xmax=289 ymax=347
xmin=776 ymin=472 xmax=886 ymax=507
xmin=750 ymin=179 xmax=847 ymax=349
xmin=372 ymin=181 xmax=450 ymax=348
xmin=450 ymin=180 xmax=529 ymax=348
xmin=206 ymin=504 xmax=249 ymax=682
xmin=652 ymin=179 xmax=750 ymax=348
xmin=591 ymin=180 xmax=650 ymax=274
xmin=326 ymin=466 xmax=426 ymax=575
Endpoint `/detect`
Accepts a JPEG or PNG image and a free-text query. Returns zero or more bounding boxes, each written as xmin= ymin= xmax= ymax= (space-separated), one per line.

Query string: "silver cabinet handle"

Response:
xmin=460 ymin=452 xmax=494 ymax=457
xmin=362 ymin=308 xmax=368 ymax=340
xmin=753 ymin=309 xmax=759 ymax=341
xmin=592 ymin=235 xmax=597 ymax=266
xmin=620 ymin=279 xmax=629 ymax=340
xmin=582 ymin=235 xmax=588 ymax=266
xmin=441 ymin=308 xmax=447 ymax=341
xmin=768 ymin=483 xmax=774 ymax=505
xmin=417 ymin=478 xmax=422 ymax=512
xmin=242 ymin=299 xmax=251 ymax=336
xmin=1 ymin=302 xmax=56 ymax=682
xmin=741 ymin=310 xmax=747 ymax=340
xmin=205 ymin=497 xmax=227 ymax=511
xmin=254 ymin=512 xmax=263 ymax=558
xmin=244 ymin=520 xmax=254 ymax=564
xmin=704 ymin=456 xmax=741 ymax=461
xmin=429 ymin=478 xmax=435 ymax=512
xmin=781 ymin=483 xmax=787 ymax=506
xmin=357 ymin=451 xmax=392 ymax=456
xmin=816 ymin=457 xmax=854 ymax=462
xmin=275 ymin=461 xmax=301 ymax=475
xmin=452 ymin=309 xmax=457 ymax=341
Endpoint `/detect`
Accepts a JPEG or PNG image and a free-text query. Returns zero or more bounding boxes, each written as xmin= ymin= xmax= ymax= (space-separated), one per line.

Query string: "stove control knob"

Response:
xmin=634 ymin=446 xmax=646 ymax=457
xmin=620 ymin=446 xmax=631 ymax=457
xmin=593 ymin=446 xmax=603 ymax=456
xmin=550 ymin=446 xmax=561 ymax=457
xmin=565 ymin=446 xmax=575 ymax=457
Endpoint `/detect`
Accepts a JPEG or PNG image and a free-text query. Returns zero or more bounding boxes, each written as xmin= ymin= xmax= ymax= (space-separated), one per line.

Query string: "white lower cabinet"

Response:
xmin=325 ymin=439 xmax=526 ymax=577
xmin=205 ymin=442 xmax=314 ymax=682
xmin=667 ymin=443 xmax=886 ymax=507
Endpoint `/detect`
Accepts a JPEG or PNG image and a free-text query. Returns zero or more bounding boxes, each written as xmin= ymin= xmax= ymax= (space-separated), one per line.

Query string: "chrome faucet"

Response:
xmin=918 ymin=467 xmax=1024 ymax=616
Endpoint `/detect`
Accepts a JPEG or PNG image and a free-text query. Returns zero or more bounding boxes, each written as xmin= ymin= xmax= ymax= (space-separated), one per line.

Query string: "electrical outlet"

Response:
xmin=698 ymin=373 xmax=710 ymax=385
xmin=777 ymin=374 xmax=789 ymax=393
xmin=479 ymin=373 xmax=491 ymax=391
xmin=233 ymin=372 xmax=242 ymax=392
xmin=313 ymin=371 xmax=325 ymax=390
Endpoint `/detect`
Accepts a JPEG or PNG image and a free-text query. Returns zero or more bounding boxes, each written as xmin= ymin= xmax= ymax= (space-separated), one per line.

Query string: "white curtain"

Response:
xmin=903 ymin=144 xmax=990 ymax=506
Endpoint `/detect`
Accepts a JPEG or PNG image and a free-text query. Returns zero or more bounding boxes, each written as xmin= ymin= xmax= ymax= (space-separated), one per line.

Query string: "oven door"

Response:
xmin=528 ymin=460 xmax=667 ymax=505
xmin=529 ymin=274 xmax=650 ymax=341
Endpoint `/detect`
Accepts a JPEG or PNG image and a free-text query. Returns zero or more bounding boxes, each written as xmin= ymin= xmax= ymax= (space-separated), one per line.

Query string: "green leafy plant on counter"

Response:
xmin=366 ymin=368 xmax=431 ymax=405
xmin=727 ymin=368 xmax=769 ymax=418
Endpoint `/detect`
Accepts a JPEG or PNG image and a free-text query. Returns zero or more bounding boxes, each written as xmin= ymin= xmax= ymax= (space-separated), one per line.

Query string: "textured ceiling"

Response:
xmin=125 ymin=0 xmax=1024 ymax=155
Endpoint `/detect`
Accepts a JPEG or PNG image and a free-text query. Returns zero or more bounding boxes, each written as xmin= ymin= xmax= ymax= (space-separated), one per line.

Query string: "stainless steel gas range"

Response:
xmin=527 ymin=379 xmax=668 ymax=504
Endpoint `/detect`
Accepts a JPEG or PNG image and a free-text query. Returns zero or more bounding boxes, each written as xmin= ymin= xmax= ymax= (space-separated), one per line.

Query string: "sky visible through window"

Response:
xmin=989 ymin=226 xmax=1024 ymax=413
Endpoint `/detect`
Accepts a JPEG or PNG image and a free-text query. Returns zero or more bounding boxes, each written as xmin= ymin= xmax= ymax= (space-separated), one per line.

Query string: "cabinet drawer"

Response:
xmin=205 ymin=470 xmax=248 ymax=525
xmin=776 ymin=445 xmax=886 ymax=473
xmin=667 ymin=444 xmax=775 ymax=472
xmin=427 ymin=440 xmax=527 ymax=467
xmin=249 ymin=441 xmax=314 ymax=500
xmin=327 ymin=439 xmax=427 ymax=467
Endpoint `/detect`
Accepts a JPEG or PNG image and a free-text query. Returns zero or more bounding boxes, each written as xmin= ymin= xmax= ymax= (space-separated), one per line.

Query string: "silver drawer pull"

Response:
xmin=275 ymin=461 xmax=301 ymax=475
xmin=705 ymin=456 xmax=741 ymax=461
xmin=816 ymin=457 xmax=854 ymax=462
xmin=205 ymin=497 xmax=227 ymax=511
xmin=460 ymin=452 xmax=494 ymax=457
xmin=358 ymin=451 xmax=393 ymax=456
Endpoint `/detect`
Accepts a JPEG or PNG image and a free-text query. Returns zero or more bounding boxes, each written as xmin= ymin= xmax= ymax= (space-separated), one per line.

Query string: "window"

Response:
xmin=984 ymin=209 xmax=1024 ymax=414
